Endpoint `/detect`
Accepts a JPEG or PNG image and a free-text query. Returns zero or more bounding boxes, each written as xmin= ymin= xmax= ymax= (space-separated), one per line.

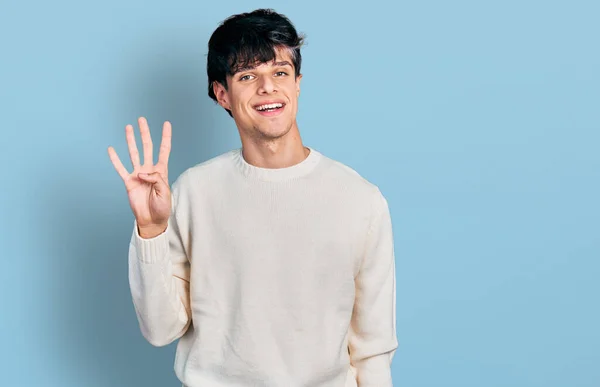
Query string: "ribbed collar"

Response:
xmin=232 ymin=146 xmax=322 ymax=182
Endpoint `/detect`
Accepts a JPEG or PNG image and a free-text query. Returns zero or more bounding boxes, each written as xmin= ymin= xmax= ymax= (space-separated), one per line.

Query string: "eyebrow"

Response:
xmin=236 ymin=61 xmax=293 ymax=73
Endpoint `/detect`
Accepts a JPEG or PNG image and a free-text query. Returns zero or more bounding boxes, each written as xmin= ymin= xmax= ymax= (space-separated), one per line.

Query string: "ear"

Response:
xmin=295 ymin=73 xmax=302 ymax=96
xmin=213 ymin=81 xmax=231 ymax=110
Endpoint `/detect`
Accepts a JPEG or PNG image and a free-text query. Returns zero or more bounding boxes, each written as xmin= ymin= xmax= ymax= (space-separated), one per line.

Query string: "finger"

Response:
xmin=126 ymin=124 xmax=140 ymax=169
xmin=157 ymin=121 xmax=172 ymax=167
xmin=138 ymin=117 xmax=153 ymax=166
xmin=138 ymin=172 xmax=168 ymax=195
xmin=108 ymin=146 xmax=130 ymax=182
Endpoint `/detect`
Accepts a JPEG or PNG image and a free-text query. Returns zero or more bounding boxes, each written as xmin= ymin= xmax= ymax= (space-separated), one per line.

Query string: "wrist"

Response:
xmin=137 ymin=223 xmax=168 ymax=239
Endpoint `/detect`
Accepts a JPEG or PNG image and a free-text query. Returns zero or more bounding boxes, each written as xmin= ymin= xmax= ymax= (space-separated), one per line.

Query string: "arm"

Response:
xmin=128 ymin=186 xmax=192 ymax=347
xmin=349 ymin=187 xmax=398 ymax=386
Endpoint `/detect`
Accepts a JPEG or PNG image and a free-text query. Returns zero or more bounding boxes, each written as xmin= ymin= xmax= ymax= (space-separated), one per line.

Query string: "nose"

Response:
xmin=257 ymin=75 xmax=276 ymax=94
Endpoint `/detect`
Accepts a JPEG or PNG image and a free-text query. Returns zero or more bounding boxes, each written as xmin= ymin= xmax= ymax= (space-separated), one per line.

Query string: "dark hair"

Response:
xmin=206 ymin=8 xmax=305 ymax=117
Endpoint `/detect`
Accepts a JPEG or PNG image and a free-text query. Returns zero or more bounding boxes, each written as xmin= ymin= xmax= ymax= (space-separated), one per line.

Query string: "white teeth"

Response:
xmin=256 ymin=103 xmax=283 ymax=111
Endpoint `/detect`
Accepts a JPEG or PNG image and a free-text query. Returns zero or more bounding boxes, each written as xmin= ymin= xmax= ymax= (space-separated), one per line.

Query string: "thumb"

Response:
xmin=138 ymin=172 xmax=168 ymax=195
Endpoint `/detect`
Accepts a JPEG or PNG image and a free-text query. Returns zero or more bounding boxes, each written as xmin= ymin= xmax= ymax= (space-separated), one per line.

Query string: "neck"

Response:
xmin=239 ymin=125 xmax=309 ymax=169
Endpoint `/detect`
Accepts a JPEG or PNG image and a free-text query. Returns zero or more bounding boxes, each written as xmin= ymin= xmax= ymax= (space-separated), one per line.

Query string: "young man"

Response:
xmin=108 ymin=8 xmax=398 ymax=387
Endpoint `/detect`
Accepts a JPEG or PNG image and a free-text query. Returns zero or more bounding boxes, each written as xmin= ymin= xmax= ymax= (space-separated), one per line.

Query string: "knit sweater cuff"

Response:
xmin=131 ymin=219 xmax=169 ymax=264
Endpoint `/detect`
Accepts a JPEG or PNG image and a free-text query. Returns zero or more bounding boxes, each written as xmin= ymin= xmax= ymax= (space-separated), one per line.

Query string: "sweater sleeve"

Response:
xmin=127 ymin=185 xmax=192 ymax=347
xmin=348 ymin=187 xmax=398 ymax=386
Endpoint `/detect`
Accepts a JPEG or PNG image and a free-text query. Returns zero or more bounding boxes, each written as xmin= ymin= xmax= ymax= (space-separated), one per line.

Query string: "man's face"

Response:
xmin=214 ymin=47 xmax=302 ymax=141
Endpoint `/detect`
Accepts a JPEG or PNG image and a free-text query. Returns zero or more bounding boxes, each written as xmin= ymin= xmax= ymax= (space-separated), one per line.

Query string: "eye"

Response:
xmin=275 ymin=71 xmax=288 ymax=77
xmin=239 ymin=74 xmax=254 ymax=81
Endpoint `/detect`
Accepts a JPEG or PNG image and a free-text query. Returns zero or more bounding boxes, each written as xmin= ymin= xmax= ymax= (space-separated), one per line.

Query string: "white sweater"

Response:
xmin=128 ymin=146 xmax=398 ymax=387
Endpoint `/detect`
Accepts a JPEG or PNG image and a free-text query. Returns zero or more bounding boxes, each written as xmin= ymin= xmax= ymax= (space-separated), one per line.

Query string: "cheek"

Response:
xmin=232 ymin=91 xmax=253 ymax=114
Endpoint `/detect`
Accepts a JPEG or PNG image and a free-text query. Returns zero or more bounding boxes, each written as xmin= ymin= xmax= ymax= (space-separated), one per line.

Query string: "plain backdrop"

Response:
xmin=1 ymin=1 xmax=598 ymax=386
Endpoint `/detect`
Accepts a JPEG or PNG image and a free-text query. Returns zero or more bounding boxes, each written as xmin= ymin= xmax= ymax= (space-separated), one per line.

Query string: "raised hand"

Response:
xmin=108 ymin=117 xmax=172 ymax=238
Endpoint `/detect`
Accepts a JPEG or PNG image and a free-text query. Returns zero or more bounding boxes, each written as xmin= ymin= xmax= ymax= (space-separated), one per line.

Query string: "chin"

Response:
xmin=253 ymin=122 xmax=293 ymax=140
xmin=256 ymin=127 xmax=290 ymax=140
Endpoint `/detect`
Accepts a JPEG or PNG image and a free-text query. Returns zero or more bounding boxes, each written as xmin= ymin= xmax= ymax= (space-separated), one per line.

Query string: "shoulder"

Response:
xmin=312 ymin=149 xmax=391 ymax=223
xmin=315 ymin=150 xmax=392 ymax=234
xmin=170 ymin=148 xmax=238 ymax=196
xmin=316 ymin=149 xmax=383 ymax=198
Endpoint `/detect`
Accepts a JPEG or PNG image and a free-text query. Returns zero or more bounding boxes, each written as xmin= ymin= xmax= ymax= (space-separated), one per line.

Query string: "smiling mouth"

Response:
xmin=254 ymin=102 xmax=285 ymax=113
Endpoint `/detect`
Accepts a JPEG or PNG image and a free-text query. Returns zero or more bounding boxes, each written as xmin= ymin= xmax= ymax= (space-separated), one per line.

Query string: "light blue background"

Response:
xmin=1 ymin=0 xmax=598 ymax=386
